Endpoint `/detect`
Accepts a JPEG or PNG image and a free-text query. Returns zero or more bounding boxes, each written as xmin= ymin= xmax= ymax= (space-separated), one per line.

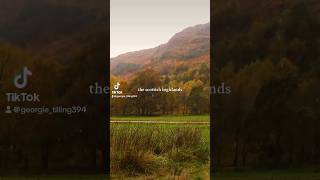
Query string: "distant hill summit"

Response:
xmin=111 ymin=23 xmax=210 ymax=77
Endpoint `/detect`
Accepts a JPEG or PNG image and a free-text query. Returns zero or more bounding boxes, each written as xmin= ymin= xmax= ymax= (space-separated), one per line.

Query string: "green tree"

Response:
xmin=129 ymin=69 xmax=161 ymax=115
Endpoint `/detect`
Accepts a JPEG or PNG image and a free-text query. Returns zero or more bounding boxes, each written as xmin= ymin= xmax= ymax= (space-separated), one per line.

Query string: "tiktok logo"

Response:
xmin=112 ymin=82 xmax=122 ymax=95
xmin=13 ymin=66 xmax=32 ymax=89
xmin=114 ymin=82 xmax=120 ymax=90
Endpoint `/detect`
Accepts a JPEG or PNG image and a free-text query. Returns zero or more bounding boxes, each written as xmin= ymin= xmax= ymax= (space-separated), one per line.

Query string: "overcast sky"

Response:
xmin=110 ymin=0 xmax=210 ymax=58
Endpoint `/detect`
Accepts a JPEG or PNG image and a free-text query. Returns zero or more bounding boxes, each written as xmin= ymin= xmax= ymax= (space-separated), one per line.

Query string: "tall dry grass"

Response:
xmin=110 ymin=125 xmax=210 ymax=178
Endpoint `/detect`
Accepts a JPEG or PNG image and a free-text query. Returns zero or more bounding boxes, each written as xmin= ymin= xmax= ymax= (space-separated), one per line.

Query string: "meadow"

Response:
xmin=110 ymin=115 xmax=210 ymax=179
xmin=0 ymin=175 xmax=107 ymax=180
xmin=213 ymin=170 xmax=320 ymax=180
xmin=1 ymin=171 xmax=319 ymax=180
xmin=111 ymin=115 xmax=210 ymax=122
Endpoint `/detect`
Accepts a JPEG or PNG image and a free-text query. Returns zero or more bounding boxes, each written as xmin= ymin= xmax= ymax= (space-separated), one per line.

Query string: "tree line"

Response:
xmin=213 ymin=1 xmax=320 ymax=169
xmin=111 ymin=62 xmax=210 ymax=116
xmin=0 ymin=29 xmax=108 ymax=173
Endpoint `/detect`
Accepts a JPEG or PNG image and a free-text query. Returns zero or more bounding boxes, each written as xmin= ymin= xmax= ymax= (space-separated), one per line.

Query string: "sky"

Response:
xmin=110 ymin=0 xmax=210 ymax=58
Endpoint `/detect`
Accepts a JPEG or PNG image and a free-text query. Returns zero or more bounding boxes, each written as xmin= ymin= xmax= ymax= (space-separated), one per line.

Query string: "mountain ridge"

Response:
xmin=111 ymin=23 xmax=210 ymax=77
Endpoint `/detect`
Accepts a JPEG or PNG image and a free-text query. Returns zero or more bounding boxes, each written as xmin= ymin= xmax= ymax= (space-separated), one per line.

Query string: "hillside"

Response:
xmin=0 ymin=0 xmax=105 ymax=24
xmin=213 ymin=0 xmax=320 ymax=170
xmin=111 ymin=23 xmax=210 ymax=77
xmin=0 ymin=0 xmax=107 ymax=51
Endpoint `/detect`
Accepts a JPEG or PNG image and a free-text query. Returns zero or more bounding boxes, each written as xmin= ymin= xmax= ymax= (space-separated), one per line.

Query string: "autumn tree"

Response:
xmin=128 ymin=68 xmax=162 ymax=115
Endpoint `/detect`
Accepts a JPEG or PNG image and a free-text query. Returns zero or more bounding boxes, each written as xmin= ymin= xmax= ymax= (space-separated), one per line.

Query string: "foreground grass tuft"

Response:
xmin=110 ymin=124 xmax=210 ymax=178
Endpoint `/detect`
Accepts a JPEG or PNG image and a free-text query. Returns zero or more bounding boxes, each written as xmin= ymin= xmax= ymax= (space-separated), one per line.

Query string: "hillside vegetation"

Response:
xmin=111 ymin=23 xmax=210 ymax=116
xmin=213 ymin=0 xmax=320 ymax=171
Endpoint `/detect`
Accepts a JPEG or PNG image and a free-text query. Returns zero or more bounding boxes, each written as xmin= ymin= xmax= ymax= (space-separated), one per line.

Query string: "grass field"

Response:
xmin=111 ymin=115 xmax=210 ymax=122
xmin=213 ymin=170 xmax=320 ymax=180
xmin=110 ymin=115 xmax=210 ymax=179
xmin=0 ymin=175 xmax=107 ymax=180
xmin=1 ymin=171 xmax=320 ymax=180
